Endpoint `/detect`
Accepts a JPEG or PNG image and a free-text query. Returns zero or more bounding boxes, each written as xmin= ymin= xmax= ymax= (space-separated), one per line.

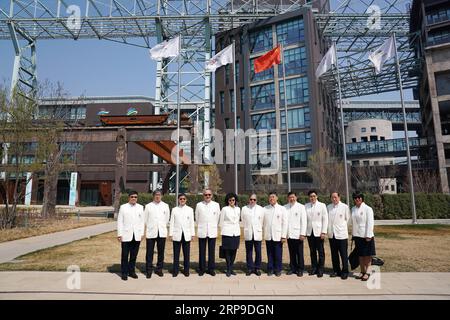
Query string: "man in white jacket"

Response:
xmin=305 ymin=190 xmax=328 ymax=278
xmin=117 ymin=190 xmax=145 ymax=281
xmin=263 ymin=191 xmax=288 ymax=277
xmin=195 ymin=189 xmax=221 ymax=276
xmin=241 ymin=194 xmax=264 ymax=276
xmin=144 ymin=189 xmax=170 ymax=278
xmin=327 ymin=192 xmax=350 ymax=280
xmin=285 ymin=191 xmax=307 ymax=277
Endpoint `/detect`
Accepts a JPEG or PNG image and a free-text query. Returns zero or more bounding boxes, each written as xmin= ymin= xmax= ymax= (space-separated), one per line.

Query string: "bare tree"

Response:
xmin=307 ymin=149 xmax=346 ymax=195
xmin=403 ymin=169 xmax=441 ymax=193
xmin=351 ymin=164 xmax=399 ymax=194
xmin=251 ymin=174 xmax=279 ymax=193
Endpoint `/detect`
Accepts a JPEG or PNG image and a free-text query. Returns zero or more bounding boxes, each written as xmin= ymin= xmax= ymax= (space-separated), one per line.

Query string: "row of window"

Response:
xmin=250 ymin=149 xmax=311 ymax=171
xmin=39 ymin=105 xmax=87 ymax=120
xmin=426 ymin=7 xmax=450 ymax=25
xmin=428 ymin=28 xmax=450 ymax=46
xmin=251 ymin=107 xmax=310 ymax=131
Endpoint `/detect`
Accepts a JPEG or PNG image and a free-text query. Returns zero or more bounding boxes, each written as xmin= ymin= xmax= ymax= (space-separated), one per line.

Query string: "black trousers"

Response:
xmin=198 ymin=237 xmax=216 ymax=272
xmin=287 ymin=238 xmax=305 ymax=272
xmin=266 ymin=240 xmax=283 ymax=273
xmin=173 ymin=233 xmax=190 ymax=274
xmin=329 ymin=237 xmax=349 ymax=274
xmin=307 ymin=236 xmax=325 ymax=271
xmin=121 ymin=235 xmax=141 ymax=276
xmin=146 ymin=234 xmax=166 ymax=273
xmin=245 ymin=239 xmax=262 ymax=271
xmin=225 ymin=249 xmax=237 ymax=272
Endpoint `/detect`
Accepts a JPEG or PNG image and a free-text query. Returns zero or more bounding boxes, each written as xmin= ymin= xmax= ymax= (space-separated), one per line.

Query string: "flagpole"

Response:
xmin=232 ymin=40 xmax=238 ymax=195
xmin=393 ymin=33 xmax=417 ymax=224
xmin=333 ymin=41 xmax=350 ymax=207
xmin=280 ymin=44 xmax=291 ymax=192
xmin=175 ymin=35 xmax=182 ymax=202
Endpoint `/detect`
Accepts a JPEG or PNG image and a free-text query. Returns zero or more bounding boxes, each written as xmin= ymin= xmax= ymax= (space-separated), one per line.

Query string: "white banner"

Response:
xmin=69 ymin=172 xmax=78 ymax=206
xmin=24 ymin=172 xmax=32 ymax=206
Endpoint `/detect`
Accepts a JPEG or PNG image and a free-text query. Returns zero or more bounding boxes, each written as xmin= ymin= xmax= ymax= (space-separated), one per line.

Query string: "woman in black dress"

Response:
xmin=219 ymin=193 xmax=241 ymax=277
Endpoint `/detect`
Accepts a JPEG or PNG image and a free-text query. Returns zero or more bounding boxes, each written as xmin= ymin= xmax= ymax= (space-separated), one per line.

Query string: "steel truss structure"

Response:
xmin=0 ymin=0 xmax=420 ymax=188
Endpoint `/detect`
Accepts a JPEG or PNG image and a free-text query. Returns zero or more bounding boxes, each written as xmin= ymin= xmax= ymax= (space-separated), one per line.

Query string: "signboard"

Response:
xmin=69 ymin=172 xmax=78 ymax=206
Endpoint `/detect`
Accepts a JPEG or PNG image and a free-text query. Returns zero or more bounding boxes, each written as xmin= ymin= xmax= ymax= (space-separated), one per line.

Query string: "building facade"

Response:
xmin=214 ymin=6 xmax=340 ymax=193
xmin=411 ymin=0 xmax=450 ymax=193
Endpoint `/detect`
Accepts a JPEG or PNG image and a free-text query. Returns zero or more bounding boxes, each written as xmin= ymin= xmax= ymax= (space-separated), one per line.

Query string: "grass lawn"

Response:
xmin=0 ymin=217 xmax=112 ymax=243
xmin=0 ymin=224 xmax=449 ymax=273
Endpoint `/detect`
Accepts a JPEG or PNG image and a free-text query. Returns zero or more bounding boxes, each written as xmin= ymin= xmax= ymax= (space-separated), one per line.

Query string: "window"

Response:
xmin=361 ymin=137 xmax=368 ymax=142
xmin=237 ymin=117 xmax=241 ymax=129
xmin=251 ymin=83 xmax=275 ymax=110
xmin=235 ymin=61 xmax=240 ymax=82
xmin=385 ymin=185 xmax=389 ymax=191
xmin=281 ymin=132 xmax=312 ymax=148
xmin=230 ymin=89 xmax=235 ymax=112
xmin=391 ymin=185 xmax=395 ymax=191
xmin=278 ymin=46 xmax=307 ymax=77
xmin=282 ymin=150 xmax=311 ymax=169
xmin=371 ymin=127 xmax=376 ymax=133
xmin=426 ymin=7 xmax=450 ymax=25
xmin=380 ymin=136 xmax=385 ymax=141
xmin=374 ymin=161 xmax=379 ymax=165
xmin=370 ymin=135 xmax=377 ymax=141
xmin=225 ymin=64 xmax=230 ymax=84
xmin=279 ymin=77 xmax=309 ymax=106
xmin=361 ymin=128 xmax=366 ymax=133
xmin=363 ymin=160 xmax=370 ymax=166
xmin=428 ymin=28 xmax=450 ymax=46
xmin=282 ymin=172 xmax=312 ymax=184
xmin=276 ymin=18 xmax=305 ymax=46
xmin=225 ymin=118 xmax=230 ymax=129
xmin=219 ymin=91 xmax=225 ymax=113
xmin=352 ymin=160 xmax=359 ymax=166
xmin=251 ymin=112 xmax=276 ymax=130
xmin=250 ymin=57 xmax=274 ymax=82
xmin=351 ymin=138 xmax=357 ymax=143
xmin=240 ymin=87 xmax=245 ymax=111
xmin=249 ymin=27 xmax=273 ymax=54
xmin=280 ymin=107 xmax=310 ymax=129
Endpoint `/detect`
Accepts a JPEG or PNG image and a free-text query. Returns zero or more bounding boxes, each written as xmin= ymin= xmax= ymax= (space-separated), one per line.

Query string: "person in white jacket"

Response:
xmin=241 ymin=194 xmax=264 ymax=276
xmin=117 ymin=190 xmax=145 ymax=281
xmin=305 ymin=190 xmax=328 ymax=278
xmin=219 ymin=193 xmax=241 ymax=277
xmin=143 ymin=189 xmax=170 ymax=278
xmin=263 ymin=191 xmax=288 ymax=277
xmin=351 ymin=191 xmax=376 ymax=282
xmin=327 ymin=192 xmax=350 ymax=280
xmin=285 ymin=191 xmax=307 ymax=277
xmin=169 ymin=193 xmax=195 ymax=277
xmin=195 ymin=189 xmax=221 ymax=276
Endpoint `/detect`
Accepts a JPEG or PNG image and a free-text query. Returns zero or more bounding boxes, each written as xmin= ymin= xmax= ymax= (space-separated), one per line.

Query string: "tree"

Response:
xmin=198 ymin=165 xmax=222 ymax=194
xmin=403 ymin=169 xmax=441 ymax=193
xmin=307 ymin=149 xmax=347 ymax=195
xmin=251 ymin=174 xmax=280 ymax=193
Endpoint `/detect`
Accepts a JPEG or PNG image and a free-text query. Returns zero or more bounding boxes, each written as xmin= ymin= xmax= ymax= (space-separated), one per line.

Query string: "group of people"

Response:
xmin=117 ymin=189 xmax=376 ymax=281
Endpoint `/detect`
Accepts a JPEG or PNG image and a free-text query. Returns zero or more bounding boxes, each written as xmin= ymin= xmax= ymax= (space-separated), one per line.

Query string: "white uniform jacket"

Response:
xmin=305 ymin=201 xmax=328 ymax=237
xmin=263 ymin=203 xmax=288 ymax=241
xmin=144 ymin=201 xmax=170 ymax=239
xmin=351 ymin=202 xmax=375 ymax=238
xmin=219 ymin=206 xmax=241 ymax=237
xmin=285 ymin=202 xmax=307 ymax=239
xmin=327 ymin=201 xmax=350 ymax=240
xmin=241 ymin=204 xmax=264 ymax=241
xmin=169 ymin=205 xmax=195 ymax=242
xmin=195 ymin=200 xmax=221 ymax=238
xmin=117 ymin=203 xmax=145 ymax=242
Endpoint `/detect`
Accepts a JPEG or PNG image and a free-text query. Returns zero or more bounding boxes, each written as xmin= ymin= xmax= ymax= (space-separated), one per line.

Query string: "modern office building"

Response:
xmin=214 ymin=4 xmax=341 ymax=193
xmin=410 ymin=0 xmax=450 ymax=193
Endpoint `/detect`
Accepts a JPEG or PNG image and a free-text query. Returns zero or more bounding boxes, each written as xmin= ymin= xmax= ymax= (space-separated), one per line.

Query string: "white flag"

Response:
xmin=149 ymin=36 xmax=180 ymax=60
xmin=205 ymin=44 xmax=234 ymax=72
xmin=315 ymin=44 xmax=336 ymax=78
xmin=369 ymin=36 xmax=396 ymax=74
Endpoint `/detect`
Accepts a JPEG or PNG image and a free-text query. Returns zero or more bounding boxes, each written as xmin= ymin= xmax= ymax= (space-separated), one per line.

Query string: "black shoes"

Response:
xmin=275 ymin=272 xmax=281 ymax=277
xmin=226 ymin=271 xmax=231 ymax=277
xmin=198 ymin=271 xmax=205 ymax=276
xmin=255 ymin=269 xmax=262 ymax=276
xmin=172 ymin=272 xmax=178 ymax=277
xmin=121 ymin=274 xmax=128 ymax=281
xmin=230 ymin=270 xmax=237 ymax=276
xmin=287 ymin=270 xmax=295 ymax=275
xmin=146 ymin=272 xmax=152 ymax=279
xmin=330 ymin=272 xmax=338 ymax=278
xmin=341 ymin=273 xmax=349 ymax=280
xmin=317 ymin=270 xmax=324 ymax=278
xmin=246 ymin=270 xmax=252 ymax=276
xmin=297 ymin=271 xmax=303 ymax=277
xmin=183 ymin=271 xmax=190 ymax=277
xmin=155 ymin=270 xmax=164 ymax=277
xmin=128 ymin=273 xmax=138 ymax=279
xmin=267 ymin=271 xmax=273 ymax=276
xmin=208 ymin=270 xmax=216 ymax=276
xmin=309 ymin=269 xmax=317 ymax=276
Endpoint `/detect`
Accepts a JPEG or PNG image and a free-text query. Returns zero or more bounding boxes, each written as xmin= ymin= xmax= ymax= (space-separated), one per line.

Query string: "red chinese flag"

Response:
xmin=254 ymin=46 xmax=281 ymax=73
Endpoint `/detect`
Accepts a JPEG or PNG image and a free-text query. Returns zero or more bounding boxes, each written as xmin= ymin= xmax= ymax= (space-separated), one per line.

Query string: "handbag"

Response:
xmin=219 ymin=245 xmax=225 ymax=259
xmin=348 ymin=238 xmax=360 ymax=270
xmin=371 ymin=256 xmax=384 ymax=266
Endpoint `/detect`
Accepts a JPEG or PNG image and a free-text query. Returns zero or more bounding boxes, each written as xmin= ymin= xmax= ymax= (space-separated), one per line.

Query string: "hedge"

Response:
xmin=120 ymin=192 xmax=450 ymax=219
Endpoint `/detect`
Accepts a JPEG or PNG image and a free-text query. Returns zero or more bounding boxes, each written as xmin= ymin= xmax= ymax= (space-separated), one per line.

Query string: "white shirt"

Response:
xmin=285 ymin=202 xmax=307 ymax=239
xmin=117 ymin=202 xmax=145 ymax=242
xmin=144 ymin=201 xmax=170 ymax=238
xmin=241 ymin=204 xmax=264 ymax=241
xmin=195 ymin=200 xmax=221 ymax=238
xmin=351 ymin=202 xmax=375 ymax=238
xmin=305 ymin=201 xmax=328 ymax=237
xmin=263 ymin=203 xmax=288 ymax=241
xmin=169 ymin=204 xmax=195 ymax=242
xmin=219 ymin=206 xmax=241 ymax=237
xmin=327 ymin=201 xmax=350 ymax=240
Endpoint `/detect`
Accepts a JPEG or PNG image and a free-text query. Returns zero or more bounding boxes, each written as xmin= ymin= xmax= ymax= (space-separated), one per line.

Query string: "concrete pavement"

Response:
xmin=0 ymin=221 xmax=116 ymax=264
xmin=0 ymin=271 xmax=449 ymax=299
xmin=375 ymin=219 xmax=450 ymax=225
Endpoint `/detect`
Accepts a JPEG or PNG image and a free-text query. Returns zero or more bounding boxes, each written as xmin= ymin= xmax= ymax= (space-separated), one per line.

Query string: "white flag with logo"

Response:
xmin=369 ymin=36 xmax=396 ymax=74
xmin=315 ymin=44 xmax=336 ymax=78
xmin=149 ymin=36 xmax=180 ymax=60
xmin=205 ymin=44 xmax=234 ymax=72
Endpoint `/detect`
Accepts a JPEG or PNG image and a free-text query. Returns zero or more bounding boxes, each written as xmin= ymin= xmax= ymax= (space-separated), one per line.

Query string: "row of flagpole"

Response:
xmin=147 ymin=33 xmax=417 ymax=223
